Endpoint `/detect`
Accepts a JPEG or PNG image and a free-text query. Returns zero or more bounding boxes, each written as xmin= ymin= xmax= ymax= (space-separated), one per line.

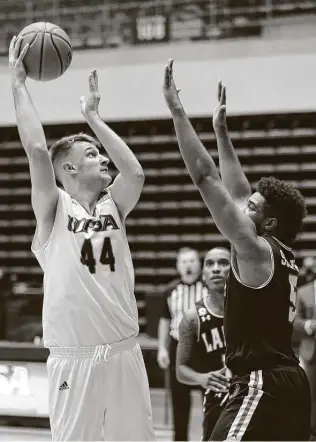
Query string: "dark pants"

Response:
xmin=169 ymin=337 xmax=193 ymax=441
xmin=169 ymin=338 xmax=204 ymax=441
xmin=304 ymin=362 xmax=316 ymax=439
xmin=211 ymin=365 xmax=311 ymax=441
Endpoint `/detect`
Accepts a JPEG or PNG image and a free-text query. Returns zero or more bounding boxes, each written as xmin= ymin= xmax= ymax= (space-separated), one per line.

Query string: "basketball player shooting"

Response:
xmin=9 ymin=36 xmax=155 ymax=441
xmin=163 ymin=59 xmax=311 ymax=441
xmin=176 ymin=247 xmax=231 ymax=441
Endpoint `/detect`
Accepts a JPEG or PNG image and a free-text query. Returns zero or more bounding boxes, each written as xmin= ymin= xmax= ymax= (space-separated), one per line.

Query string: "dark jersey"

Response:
xmin=225 ymin=235 xmax=299 ymax=374
xmin=192 ymin=297 xmax=226 ymax=373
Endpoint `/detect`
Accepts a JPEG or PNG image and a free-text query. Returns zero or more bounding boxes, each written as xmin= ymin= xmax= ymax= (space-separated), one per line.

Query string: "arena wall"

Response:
xmin=0 ymin=33 xmax=315 ymax=125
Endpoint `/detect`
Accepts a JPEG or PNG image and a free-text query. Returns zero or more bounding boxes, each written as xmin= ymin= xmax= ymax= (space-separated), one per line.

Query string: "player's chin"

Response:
xmin=209 ymin=279 xmax=225 ymax=289
xmin=100 ymin=173 xmax=112 ymax=185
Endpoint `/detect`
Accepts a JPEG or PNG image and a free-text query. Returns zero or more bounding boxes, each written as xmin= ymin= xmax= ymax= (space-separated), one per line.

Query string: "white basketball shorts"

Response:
xmin=47 ymin=336 xmax=155 ymax=441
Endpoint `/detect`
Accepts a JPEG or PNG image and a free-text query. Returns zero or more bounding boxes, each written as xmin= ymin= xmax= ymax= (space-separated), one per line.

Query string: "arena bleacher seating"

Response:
xmin=0 ymin=112 xmax=316 ymax=334
xmin=0 ymin=0 xmax=315 ymax=54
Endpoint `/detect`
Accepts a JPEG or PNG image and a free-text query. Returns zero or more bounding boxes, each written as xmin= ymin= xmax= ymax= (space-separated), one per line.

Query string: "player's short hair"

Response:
xmin=256 ymin=176 xmax=307 ymax=245
xmin=50 ymin=133 xmax=101 ymax=164
xmin=49 ymin=133 xmax=102 ymax=185
xmin=203 ymin=246 xmax=230 ymax=262
xmin=208 ymin=246 xmax=230 ymax=254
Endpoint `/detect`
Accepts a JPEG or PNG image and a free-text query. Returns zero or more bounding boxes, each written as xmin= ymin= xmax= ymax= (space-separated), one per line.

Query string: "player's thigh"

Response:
xmin=103 ymin=343 xmax=155 ymax=441
xmin=202 ymin=402 xmax=223 ymax=441
xmin=210 ymin=386 xmax=309 ymax=441
xmin=47 ymin=355 xmax=106 ymax=441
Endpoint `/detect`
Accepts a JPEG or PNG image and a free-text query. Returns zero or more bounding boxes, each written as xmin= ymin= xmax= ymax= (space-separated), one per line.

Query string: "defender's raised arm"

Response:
xmin=213 ymin=81 xmax=251 ymax=204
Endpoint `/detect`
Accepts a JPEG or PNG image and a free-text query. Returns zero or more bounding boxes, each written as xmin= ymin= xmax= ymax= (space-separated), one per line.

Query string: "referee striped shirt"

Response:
xmin=161 ymin=278 xmax=207 ymax=341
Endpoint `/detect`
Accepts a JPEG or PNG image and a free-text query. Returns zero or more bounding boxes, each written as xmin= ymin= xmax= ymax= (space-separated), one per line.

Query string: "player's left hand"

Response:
xmin=163 ymin=59 xmax=182 ymax=112
xmin=9 ymin=36 xmax=29 ymax=86
xmin=212 ymin=80 xmax=227 ymax=132
xmin=80 ymin=69 xmax=100 ymax=118
xmin=207 ymin=367 xmax=230 ymax=393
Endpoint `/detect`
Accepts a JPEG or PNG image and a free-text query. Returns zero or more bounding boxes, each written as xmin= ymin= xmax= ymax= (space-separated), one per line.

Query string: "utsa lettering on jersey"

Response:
xmin=11 ymin=58 xmax=154 ymax=441
xmin=164 ymin=70 xmax=311 ymax=440
xmin=176 ymin=247 xmax=231 ymax=441
xmin=32 ymin=187 xmax=138 ymax=347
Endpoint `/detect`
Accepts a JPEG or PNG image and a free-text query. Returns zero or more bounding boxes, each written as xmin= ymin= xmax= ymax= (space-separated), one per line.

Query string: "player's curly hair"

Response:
xmin=49 ymin=133 xmax=102 ymax=185
xmin=256 ymin=176 xmax=307 ymax=246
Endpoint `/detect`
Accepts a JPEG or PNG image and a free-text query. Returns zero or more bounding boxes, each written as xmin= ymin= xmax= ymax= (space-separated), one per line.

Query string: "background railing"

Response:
xmin=0 ymin=0 xmax=315 ymax=54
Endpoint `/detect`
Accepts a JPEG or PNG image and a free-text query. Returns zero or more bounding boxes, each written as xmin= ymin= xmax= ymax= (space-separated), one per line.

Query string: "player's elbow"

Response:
xmin=176 ymin=364 xmax=186 ymax=384
xmin=134 ymin=168 xmax=145 ymax=185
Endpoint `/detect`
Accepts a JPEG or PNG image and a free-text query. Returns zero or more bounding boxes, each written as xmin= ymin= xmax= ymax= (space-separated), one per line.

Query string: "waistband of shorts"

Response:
xmin=231 ymin=363 xmax=300 ymax=378
xmin=48 ymin=336 xmax=137 ymax=360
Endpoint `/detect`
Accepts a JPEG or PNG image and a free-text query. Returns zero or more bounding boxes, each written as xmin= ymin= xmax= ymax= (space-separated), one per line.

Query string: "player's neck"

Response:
xmin=205 ymin=290 xmax=224 ymax=316
xmin=65 ymin=180 xmax=105 ymax=214
xmin=68 ymin=186 xmax=104 ymax=215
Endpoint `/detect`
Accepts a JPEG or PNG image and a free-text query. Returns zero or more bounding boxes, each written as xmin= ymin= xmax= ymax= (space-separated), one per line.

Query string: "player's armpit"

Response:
xmin=109 ymin=172 xmax=145 ymax=219
xmin=29 ymin=148 xmax=59 ymax=245
xmin=197 ymin=177 xmax=261 ymax=258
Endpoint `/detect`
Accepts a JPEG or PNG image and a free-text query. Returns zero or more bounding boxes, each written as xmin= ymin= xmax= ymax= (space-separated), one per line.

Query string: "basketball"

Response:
xmin=17 ymin=22 xmax=73 ymax=82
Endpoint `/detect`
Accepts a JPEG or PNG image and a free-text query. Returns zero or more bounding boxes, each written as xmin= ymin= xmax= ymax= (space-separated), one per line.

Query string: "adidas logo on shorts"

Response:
xmin=59 ymin=381 xmax=69 ymax=391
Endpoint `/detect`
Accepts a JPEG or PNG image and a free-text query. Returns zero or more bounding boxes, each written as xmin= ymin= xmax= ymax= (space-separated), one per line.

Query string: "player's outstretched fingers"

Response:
xmin=9 ymin=36 xmax=17 ymax=59
xmin=209 ymin=380 xmax=228 ymax=392
xmin=13 ymin=36 xmax=24 ymax=62
xmin=220 ymin=83 xmax=226 ymax=106
xmin=17 ymin=43 xmax=29 ymax=64
xmin=217 ymin=80 xmax=222 ymax=102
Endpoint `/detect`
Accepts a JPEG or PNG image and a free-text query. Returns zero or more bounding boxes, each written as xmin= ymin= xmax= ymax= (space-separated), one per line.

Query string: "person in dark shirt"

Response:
xmin=157 ymin=247 xmax=206 ymax=441
xmin=163 ymin=63 xmax=311 ymax=441
xmin=176 ymin=247 xmax=231 ymax=441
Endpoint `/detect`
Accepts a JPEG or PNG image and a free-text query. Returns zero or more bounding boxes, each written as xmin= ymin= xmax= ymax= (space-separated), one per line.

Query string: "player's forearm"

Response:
xmin=170 ymin=107 xmax=220 ymax=186
xmin=12 ymin=83 xmax=47 ymax=155
xmin=292 ymin=317 xmax=311 ymax=345
xmin=158 ymin=318 xmax=170 ymax=350
xmin=176 ymin=364 xmax=204 ymax=386
xmin=85 ymin=114 xmax=144 ymax=179
xmin=215 ymin=126 xmax=251 ymax=201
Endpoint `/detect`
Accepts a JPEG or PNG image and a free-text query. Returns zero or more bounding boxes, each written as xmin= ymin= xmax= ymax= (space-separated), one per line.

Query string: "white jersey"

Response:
xmin=31 ymin=187 xmax=139 ymax=348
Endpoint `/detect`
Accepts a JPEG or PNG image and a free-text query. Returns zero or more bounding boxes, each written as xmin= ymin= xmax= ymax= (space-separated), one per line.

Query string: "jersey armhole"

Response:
xmin=31 ymin=188 xmax=64 ymax=254
xmin=231 ymin=236 xmax=275 ymax=289
xmin=106 ymin=185 xmax=126 ymax=225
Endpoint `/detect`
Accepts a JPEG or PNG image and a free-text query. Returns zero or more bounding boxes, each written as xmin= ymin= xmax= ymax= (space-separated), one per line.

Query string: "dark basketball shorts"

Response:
xmin=210 ymin=365 xmax=311 ymax=441
xmin=203 ymin=390 xmax=229 ymax=441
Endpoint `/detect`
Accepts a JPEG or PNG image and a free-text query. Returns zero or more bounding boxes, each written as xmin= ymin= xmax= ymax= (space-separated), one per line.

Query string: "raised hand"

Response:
xmin=80 ymin=69 xmax=100 ymax=118
xmin=9 ymin=36 xmax=29 ymax=86
xmin=163 ymin=59 xmax=182 ymax=111
xmin=213 ymin=80 xmax=227 ymax=132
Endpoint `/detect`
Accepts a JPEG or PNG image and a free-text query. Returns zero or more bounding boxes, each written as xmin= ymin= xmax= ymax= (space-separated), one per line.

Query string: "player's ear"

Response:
xmin=264 ymin=217 xmax=277 ymax=233
xmin=62 ymin=162 xmax=77 ymax=175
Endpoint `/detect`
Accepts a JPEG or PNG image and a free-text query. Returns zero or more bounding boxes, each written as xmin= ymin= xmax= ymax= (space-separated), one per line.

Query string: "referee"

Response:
xmin=157 ymin=247 xmax=207 ymax=441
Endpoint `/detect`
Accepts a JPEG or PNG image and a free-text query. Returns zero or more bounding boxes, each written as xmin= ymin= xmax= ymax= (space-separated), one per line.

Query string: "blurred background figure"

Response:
xmin=157 ymin=247 xmax=206 ymax=441
xmin=293 ymin=281 xmax=316 ymax=440
xmin=298 ymin=256 xmax=316 ymax=288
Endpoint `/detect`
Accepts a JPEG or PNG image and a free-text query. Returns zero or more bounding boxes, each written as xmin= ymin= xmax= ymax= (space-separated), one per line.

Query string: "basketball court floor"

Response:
xmin=0 ymin=389 xmax=203 ymax=441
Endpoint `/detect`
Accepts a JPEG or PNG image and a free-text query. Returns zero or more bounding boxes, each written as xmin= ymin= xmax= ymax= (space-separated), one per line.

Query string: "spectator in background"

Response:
xmin=293 ymin=281 xmax=316 ymax=439
xmin=157 ymin=247 xmax=206 ymax=441
xmin=298 ymin=256 xmax=316 ymax=288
